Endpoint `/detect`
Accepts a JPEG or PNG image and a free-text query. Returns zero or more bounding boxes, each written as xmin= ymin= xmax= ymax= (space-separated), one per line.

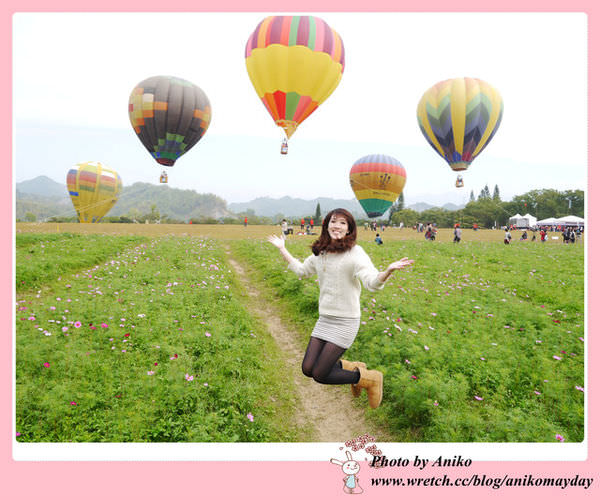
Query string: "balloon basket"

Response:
xmin=280 ymin=138 xmax=288 ymax=155
xmin=160 ymin=172 xmax=168 ymax=184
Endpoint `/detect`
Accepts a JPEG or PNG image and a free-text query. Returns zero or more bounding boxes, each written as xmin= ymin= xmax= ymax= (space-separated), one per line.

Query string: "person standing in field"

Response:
xmin=504 ymin=227 xmax=512 ymax=244
xmin=301 ymin=218 xmax=305 ymax=231
xmin=244 ymin=216 xmax=248 ymax=227
xmin=453 ymin=223 xmax=462 ymax=243
xmin=267 ymin=208 xmax=414 ymax=409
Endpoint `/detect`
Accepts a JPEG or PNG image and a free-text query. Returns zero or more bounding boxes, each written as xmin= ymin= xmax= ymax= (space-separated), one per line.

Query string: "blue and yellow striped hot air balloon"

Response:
xmin=349 ymin=154 xmax=407 ymax=218
xmin=245 ymin=15 xmax=345 ymax=150
xmin=417 ymin=77 xmax=503 ymax=186
xmin=66 ymin=161 xmax=122 ymax=223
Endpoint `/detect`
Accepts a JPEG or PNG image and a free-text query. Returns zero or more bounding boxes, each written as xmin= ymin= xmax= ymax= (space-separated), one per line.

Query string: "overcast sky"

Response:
xmin=13 ymin=12 xmax=587 ymax=206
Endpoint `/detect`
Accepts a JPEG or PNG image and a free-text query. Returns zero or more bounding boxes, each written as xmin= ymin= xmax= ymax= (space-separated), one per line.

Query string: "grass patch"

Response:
xmin=16 ymin=235 xmax=301 ymax=442
xmin=231 ymin=237 xmax=585 ymax=442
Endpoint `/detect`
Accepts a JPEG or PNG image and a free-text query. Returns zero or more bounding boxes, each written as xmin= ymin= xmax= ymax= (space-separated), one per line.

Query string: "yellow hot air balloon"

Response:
xmin=245 ymin=15 xmax=345 ymax=148
xmin=66 ymin=161 xmax=122 ymax=223
xmin=349 ymin=154 xmax=407 ymax=218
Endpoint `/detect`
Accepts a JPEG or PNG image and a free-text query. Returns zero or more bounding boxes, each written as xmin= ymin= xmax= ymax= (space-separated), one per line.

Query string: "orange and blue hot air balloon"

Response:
xmin=417 ymin=77 xmax=503 ymax=185
xmin=245 ymin=15 xmax=345 ymax=147
xmin=66 ymin=161 xmax=122 ymax=223
xmin=349 ymin=154 xmax=407 ymax=218
xmin=128 ymin=75 xmax=211 ymax=168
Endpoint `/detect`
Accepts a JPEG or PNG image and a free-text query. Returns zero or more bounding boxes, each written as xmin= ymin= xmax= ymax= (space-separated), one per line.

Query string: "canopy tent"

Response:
xmin=509 ymin=213 xmax=536 ymax=228
xmin=522 ymin=213 xmax=537 ymax=227
xmin=556 ymin=215 xmax=585 ymax=227
xmin=537 ymin=217 xmax=558 ymax=226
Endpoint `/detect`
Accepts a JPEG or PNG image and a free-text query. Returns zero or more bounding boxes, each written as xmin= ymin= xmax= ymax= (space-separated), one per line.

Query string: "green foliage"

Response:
xmin=233 ymin=237 xmax=584 ymax=442
xmin=16 ymin=233 xmax=146 ymax=290
xmin=16 ymin=236 xmax=300 ymax=442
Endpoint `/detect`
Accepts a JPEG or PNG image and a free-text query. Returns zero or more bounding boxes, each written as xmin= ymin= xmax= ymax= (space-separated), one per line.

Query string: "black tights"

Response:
xmin=301 ymin=337 xmax=360 ymax=385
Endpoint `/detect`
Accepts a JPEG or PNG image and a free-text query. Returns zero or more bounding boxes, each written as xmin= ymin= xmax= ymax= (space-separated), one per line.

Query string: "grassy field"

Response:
xmin=15 ymin=233 xmax=304 ymax=442
xmin=16 ymin=222 xmax=577 ymax=244
xmin=15 ymin=224 xmax=585 ymax=443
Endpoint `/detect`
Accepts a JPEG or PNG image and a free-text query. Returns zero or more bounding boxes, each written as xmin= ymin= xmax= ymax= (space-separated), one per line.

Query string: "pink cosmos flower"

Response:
xmin=247 ymin=413 xmax=254 ymax=422
xmin=101 ymin=323 xmax=108 ymax=328
xmin=185 ymin=374 xmax=194 ymax=381
xmin=556 ymin=434 xmax=564 ymax=442
xmin=147 ymin=371 xmax=155 ymax=376
xmin=205 ymin=332 xmax=211 ymax=337
xmin=43 ymin=362 xmax=50 ymax=368
xmin=575 ymin=386 xmax=584 ymax=392
xmin=70 ymin=401 xmax=77 ymax=406
xmin=474 ymin=396 xmax=483 ymax=401
xmin=553 ymin=355 xmax=562 ymax=361
xmin=534 ymin=391 xmax=541 ymax=395
xmin=74 ymin=321 xmax=82 ymax=328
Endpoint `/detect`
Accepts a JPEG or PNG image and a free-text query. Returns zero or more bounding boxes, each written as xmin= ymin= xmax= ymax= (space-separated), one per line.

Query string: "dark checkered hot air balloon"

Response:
xmin=128 ymin=76 xmax=211 ymax=168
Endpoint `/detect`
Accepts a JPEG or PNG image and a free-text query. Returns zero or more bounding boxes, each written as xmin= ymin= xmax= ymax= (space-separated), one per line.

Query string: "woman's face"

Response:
xmin=328 ymin=214 xmax=349 ymax=240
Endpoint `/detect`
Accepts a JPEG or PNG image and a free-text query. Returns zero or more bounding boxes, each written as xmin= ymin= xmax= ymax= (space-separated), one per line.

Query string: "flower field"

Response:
xmin=15 ymin=233 xmax=301 ymax=442
xmin=15 ymin=227 xmax=585 ymax=443
xmin=232 ymin=235 xmax=585 ymax=442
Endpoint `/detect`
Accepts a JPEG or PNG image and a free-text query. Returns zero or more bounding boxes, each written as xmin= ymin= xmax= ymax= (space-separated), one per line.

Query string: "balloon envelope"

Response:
xmin=417 ymin=77 xmax=503 ymax=172
xmin=245 ymin=15 xmax=345 ymax=139
xmin=66 ymin=161 xmax=122 ymax=223
xmin=350 ymin=154 xmax=407 ymax=218
xmin=128 ymin=75 xmax=211 ymax=166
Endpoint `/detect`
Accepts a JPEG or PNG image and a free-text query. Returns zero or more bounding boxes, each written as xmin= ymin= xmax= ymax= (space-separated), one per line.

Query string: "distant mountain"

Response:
xmin=407 ymin=202 xmax=464 ymax=212
xmin=15 ymin=176 xmax=465 ymax=222
xmin=17 ymin=175 xmax=66 ymax=198
xmin=229 ymin=196 xmax=364 ymax=218
xmin=16 ymin=177 xmax=231 ymax=221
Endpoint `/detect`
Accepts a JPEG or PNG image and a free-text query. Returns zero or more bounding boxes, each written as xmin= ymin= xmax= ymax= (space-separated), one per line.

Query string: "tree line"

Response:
xmin=389 ymin=187 xmax=584 ymax=229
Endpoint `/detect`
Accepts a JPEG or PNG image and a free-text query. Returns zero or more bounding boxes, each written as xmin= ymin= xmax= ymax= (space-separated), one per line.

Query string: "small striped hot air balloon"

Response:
xmin=66 ymin=161 xmax=122 ymax=223
xmin=245 ymin=15 xmax=345 ymax=152
xmin=417 ymin=77 xmax=503 ymax=187
xmin=128 ymin=75 xmax=211 ymax=181
xmin=349 ymin=154 xmax=407 ymax=218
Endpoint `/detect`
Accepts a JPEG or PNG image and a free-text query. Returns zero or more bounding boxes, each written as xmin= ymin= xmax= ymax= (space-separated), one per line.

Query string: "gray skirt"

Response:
xmin=311 ymin=314 xmax=361 ymax=349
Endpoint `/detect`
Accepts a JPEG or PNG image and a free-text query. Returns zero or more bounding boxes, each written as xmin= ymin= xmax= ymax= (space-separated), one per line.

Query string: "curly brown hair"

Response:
xmin=311 ymin=208 xmax=357 ymax=256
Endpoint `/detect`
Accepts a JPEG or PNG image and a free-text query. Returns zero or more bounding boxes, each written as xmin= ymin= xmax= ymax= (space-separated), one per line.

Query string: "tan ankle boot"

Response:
xmin=357 ymin=366 xmax=383 ymax=408
xmin=340 ymin=359 xmax=366 ymax=397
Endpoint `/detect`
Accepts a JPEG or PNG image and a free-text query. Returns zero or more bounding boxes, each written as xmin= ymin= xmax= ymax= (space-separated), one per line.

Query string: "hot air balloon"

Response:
xmin=349 ymin=154 xmax=407 ymax=218
xmin=417 ymin=77 xmax=503 ymax=187
xmin=128 ymin=75 xmax=211 ymax=182
xmin=66 ymin=161 xmax=122 ymax=223
xmin=245 ymin=15 xmax=345 ymax=152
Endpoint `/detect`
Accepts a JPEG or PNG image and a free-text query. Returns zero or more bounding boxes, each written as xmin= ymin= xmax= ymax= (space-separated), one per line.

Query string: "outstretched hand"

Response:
xmin=387 ymin=257 xmax=414 ymax=272
xmin=267 ymin=234 xmax=285 ymax=250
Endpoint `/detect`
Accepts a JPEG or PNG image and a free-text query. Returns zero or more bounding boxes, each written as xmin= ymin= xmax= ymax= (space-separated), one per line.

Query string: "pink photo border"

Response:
xmin=3 ymin=1 xmax=597 ymax=494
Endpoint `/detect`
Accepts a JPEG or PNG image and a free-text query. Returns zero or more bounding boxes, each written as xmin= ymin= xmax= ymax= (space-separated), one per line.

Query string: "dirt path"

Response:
xmin=225 ymin=247 xmax=391 ymax=443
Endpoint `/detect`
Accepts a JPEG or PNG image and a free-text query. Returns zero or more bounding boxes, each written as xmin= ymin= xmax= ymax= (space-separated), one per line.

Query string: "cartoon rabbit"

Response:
xmin=330 ymin=451 xmax=363 ymax=494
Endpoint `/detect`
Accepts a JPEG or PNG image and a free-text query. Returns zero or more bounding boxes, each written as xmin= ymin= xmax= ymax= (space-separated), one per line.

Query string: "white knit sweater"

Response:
xmin=287 ymin=244 xmax=385 ymax=318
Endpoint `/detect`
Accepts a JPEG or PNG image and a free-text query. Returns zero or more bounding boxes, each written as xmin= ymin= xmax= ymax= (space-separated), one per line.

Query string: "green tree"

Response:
xmin=493 ymin=185 xmax=500 ymax=201
xmin=24 ymin=212 xmax=37 ymax=222
xmin=315 ymin=202 xmax=322 ymax=223
xmin=391 ymin=208 xmax=418 ymax=228
xmin=387 ymin=193 xmax=404 ymax=221
xmin=469 ymin=190 xmax=475 ymax=202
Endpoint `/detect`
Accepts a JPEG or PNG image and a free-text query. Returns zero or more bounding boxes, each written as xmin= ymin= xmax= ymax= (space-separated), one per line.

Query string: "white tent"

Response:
xmin=509 ymin=213 xmax=535 ymax=228
xmin=537 ymin=217 xmax=558 ymax=226
xmin=556 ymin=215 xmax=585 ymax=227
xmin=522 ymin=213 xmax=537 ymax=227
xmin=509 ymin=213 xmax=524 ymax=227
